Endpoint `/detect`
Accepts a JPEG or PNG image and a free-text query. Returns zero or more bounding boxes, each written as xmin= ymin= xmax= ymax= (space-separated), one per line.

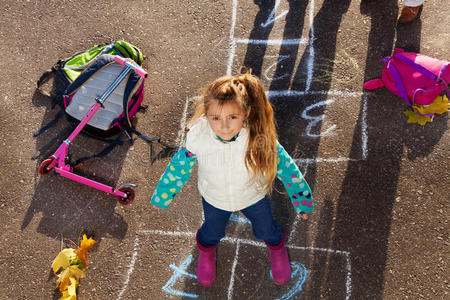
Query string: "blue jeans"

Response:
xmin=197 ymin=196 xmax=284 ymax=247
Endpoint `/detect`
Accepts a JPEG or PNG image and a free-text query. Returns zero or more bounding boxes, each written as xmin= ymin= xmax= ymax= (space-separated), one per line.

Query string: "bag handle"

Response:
xmin=393 ymin=53 xmax=440 ymax=82
xmin=438 ymin=63 xmax=450 ymax=98
xmin=386 ymin=61 xmax=411 ymax=106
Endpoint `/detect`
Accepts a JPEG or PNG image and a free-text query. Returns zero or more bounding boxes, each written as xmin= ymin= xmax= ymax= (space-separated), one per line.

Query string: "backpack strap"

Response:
xmin=120 ymin=72 xmax=163 ymax=146
xmin=393 ymin=53 xmax=440 ymax=82
xmin=73 ymin=132 xmax=124 ymax=168
xmin=33 ymin=110 xmax=65 ymax=137
xmin=386 ymin=61 xmax=411 ymax=106
xmin=33 ymin=94 xmax=67 ymax=136
xmin=32 ymin=125 xmax=72 ymax=160
xmin=36 ymin=66 xmax=56 ymax=90
xmin=438 ymin=63 xmax=450 ymax=98
xmin=36 ymin=60 xmax=65 ymax=96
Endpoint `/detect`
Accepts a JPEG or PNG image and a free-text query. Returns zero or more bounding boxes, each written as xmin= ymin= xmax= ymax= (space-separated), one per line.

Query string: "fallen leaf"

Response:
xmin=59 ymin=290 xmax=76 ymax=300
xmin=70 ymin=257 xmax=85 ymax=271
xmin=52 ymin=234 xmax=96 ymax=298
xmin=57 ymin=265 xmax=85 ymax=292
xmin=52 ymin=248 xmax=77 ymax=274
xmin=74 ymin=234 xmax=96 ymax=268
xmin=404 ymin=109 xmax=432 ymax=126
xmin=67 ymin=277 xmax=78 ymax=297
xmin=414 ymin=94 xmax=449 ymax=115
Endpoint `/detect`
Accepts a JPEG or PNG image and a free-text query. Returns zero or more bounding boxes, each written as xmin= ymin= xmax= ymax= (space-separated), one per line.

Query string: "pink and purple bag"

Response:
xmin=364 ymin=48 xmax=450 ymax=107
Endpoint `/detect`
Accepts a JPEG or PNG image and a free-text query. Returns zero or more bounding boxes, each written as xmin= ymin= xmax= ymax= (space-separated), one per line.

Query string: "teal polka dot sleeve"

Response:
xmin=150 ymin=144 xmax=197 ymax=209
xmin=276 ymin=142 xmax=314 ymax=213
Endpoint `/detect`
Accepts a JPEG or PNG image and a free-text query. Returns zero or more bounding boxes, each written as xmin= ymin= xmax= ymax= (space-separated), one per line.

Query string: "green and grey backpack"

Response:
xmin=33 ymin=41 xmax=167 ymax=164
xmin=37 ymin=40 xmax=143 ymax=94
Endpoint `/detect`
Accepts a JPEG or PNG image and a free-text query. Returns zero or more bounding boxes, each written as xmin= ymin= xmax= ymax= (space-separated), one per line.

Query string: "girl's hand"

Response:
xmin=299 ymin=212 xmax=309 ymax=220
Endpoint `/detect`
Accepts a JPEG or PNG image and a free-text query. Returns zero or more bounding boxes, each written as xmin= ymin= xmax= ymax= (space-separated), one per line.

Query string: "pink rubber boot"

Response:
xmin=266 ymin=235 xmax=291 ymax=285
xmin=196 ymin=234 xmax=216 ymax=286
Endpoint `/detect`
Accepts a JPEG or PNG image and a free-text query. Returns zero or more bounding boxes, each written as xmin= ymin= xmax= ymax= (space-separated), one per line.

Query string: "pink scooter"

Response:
xmin=38 ymin=56 xmax=148 ymax=205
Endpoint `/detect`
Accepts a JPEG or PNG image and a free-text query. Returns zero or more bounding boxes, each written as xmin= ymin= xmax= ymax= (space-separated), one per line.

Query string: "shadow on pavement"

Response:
xmin=198 ymin=0 xmax=448 ymax=299
xmin=22 ymin=79 xmax=130 ymax=243
xmin=316 ymin=0 xmax=447 ymax=299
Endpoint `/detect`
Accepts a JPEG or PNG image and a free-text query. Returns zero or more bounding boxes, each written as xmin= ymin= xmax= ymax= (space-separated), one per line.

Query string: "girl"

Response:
xmin=151 ymin=71 xmax=314 ymax=286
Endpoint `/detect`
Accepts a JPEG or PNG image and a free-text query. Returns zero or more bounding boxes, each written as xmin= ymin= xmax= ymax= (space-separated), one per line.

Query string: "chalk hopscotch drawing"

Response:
xmin=301 ymin=99 xmax=337 ymax=137
xmin=270 ymin=262 xmax=308 ymax=300
xmin=162 ymin=254 xmax=308 ymax=299
xmin=230 ymin=212 xmax=251 ymax=224
xmin=260 ymin=0 xmax=289 ymax=28
xmin=119 ymin=1 xmax=359 ymax=299
xmin=225 ymin=1 xmax=356 ymax=299
xmin=119 ymin=230 xmax=352 ymax=300
xmin=309 ymin=48 xmax=361 ymax=85
xmin=228 ymin=0 xmax=367 ymax=162
xmin=264 ymin=55 xmax=292 ymax=81
xmin=162 ymin=254 xmax=199 ymax=298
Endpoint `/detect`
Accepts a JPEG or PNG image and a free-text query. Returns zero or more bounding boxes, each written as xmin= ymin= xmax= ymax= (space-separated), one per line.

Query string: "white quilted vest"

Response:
xmin=186 ymin=117 xmax=266 ymax=211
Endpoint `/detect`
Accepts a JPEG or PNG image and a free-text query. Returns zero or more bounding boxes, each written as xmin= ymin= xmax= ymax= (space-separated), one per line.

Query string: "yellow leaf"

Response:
xmin=68 ymin=277 xmax=78 ymax=297
xmin=52 ymin=248 xmax=77 ymax=274
xmin=57 ymin=266 xmax=85 ymax=292
xmin=413 ymin=95 xmax=449 ymax=115
xmin=59 ymin=290 xmax=76 ymax=300
xmin=429 ymin=94 xmax=448 ymax=114
xmin=74 ymin=234 xmax=95 ymax=268
xmin=58 ymin=277 xmax=78 ymax=299
xmin=404 ymin=109 xmax=432 ymax=126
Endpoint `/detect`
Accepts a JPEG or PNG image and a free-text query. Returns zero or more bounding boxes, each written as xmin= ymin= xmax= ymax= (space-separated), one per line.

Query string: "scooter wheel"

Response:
xmin=39 ymin=158 xmax=55 ymax=175
xmin=117 ymin=187 xmax=135 ymax=205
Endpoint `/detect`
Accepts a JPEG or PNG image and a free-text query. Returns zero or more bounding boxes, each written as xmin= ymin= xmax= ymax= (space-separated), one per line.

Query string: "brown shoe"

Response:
xmin=398 ymin=5 xmax=422 ymax=24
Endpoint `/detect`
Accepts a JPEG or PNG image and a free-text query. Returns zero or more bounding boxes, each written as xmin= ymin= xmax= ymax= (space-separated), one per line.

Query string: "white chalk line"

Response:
xmin=176 ymin=96 xmax=196 ymax=146
xmin=235 ymin=38 xmax=309 ymax=45
xmin=294 ymin=157 xmax=359 ymax=164
xmin=345 ymin=252 xmax=352 ymax=300
xmin=287 ymin=214 xmax=301 ymax=245
xmin=305 ymin=0 xmax=315 ymax=92
xmin=176 ymin=92 xmax=369 ymax=162
xmin=117 ymin=235 xmax=141 ymax=300
xmin=267 ymin=90 xmax=364 ymax=98
xmin=226 ymin=0 xmax=238 ymax=76
xmin=118 ymin=229 xmax=352 ymax=299
xmin=260 ymin=0 xmax=288 ymax=28
xmin=136 ymin=230 xmax=350 ymax=257
xmin=228 ymin=241 xmax=241 ymax=300
xmin=361 ymin=93 xmax=368 ymax=160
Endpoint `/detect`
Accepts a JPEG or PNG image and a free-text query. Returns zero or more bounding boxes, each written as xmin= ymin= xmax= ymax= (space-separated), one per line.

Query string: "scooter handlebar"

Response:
xmin=114 ymin=56 xmax=148 ymax=78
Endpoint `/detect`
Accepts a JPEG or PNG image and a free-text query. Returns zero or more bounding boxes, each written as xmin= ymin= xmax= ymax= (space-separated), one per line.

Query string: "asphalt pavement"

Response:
xmin=0 ymin=0 xmax=448 ymax=299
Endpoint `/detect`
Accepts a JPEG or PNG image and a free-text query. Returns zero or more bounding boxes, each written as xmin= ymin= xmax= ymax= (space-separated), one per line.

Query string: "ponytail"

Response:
xmin=238 ymin=71 xmax=278 ymax=192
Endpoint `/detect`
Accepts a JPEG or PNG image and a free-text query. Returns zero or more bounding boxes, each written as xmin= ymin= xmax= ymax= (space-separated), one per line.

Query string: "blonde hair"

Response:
xmin=189 ymin=70 xmax=278 ymax=192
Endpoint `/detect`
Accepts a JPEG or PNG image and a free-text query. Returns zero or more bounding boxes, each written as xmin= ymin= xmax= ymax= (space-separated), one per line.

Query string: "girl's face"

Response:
xmin=206 ymin=100 xmax=247 ymax=141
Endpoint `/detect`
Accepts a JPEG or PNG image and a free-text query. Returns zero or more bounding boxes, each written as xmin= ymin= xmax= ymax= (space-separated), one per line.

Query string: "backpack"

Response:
xmin=34 ymin=52 xmax=162 ymax=165
xmin=37 ymin=40 xmax=143 ymax=95
xmin=364 ymin=48 xmax=450 ymax=126
xmin=63 ymin=54 xmax=145 ymax=138
xmin=364 ymin=48 xmax=450 ymax=106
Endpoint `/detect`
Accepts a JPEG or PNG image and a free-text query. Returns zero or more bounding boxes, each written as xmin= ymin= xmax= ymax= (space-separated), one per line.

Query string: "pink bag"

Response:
xmin=364 ymin=48 xmax=450 ymax=107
